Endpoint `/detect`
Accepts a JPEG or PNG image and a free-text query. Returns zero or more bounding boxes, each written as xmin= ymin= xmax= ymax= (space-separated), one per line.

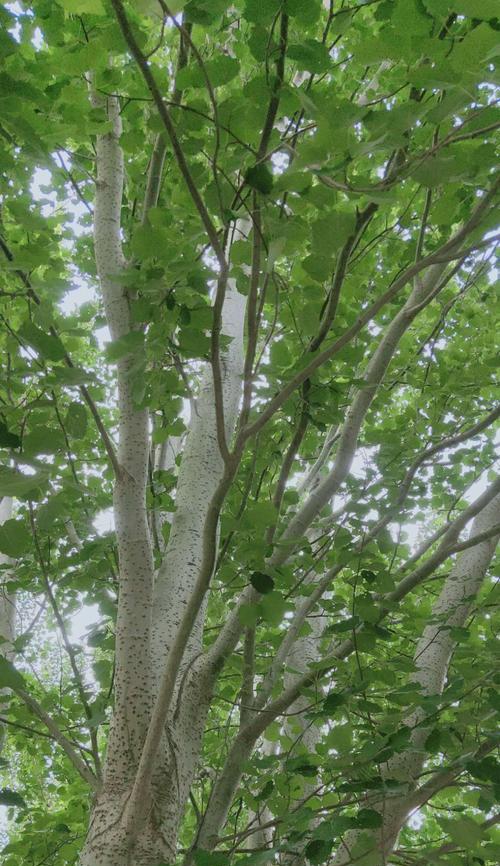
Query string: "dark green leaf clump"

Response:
xmin=0 ymin=789 xmax=27 ymax=809
xmin=244 ymin=163 xmax=274 ymax=194
xmin=0 ymin=421 xmax=21 ymax=449
xmin=250 ymin=571 xmax=275 ymax=594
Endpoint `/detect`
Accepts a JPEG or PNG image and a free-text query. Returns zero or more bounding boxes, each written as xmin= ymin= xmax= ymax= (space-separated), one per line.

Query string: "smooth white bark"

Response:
xmin=0 ymin=496 xmax=15 ymax=753
xmin=274 ymin=265 xmax=447 ymax=561
xmin=80 ymin=92 xmax=157 ymax=866
xmin=151 ymin=282 xmax=247 ymax=675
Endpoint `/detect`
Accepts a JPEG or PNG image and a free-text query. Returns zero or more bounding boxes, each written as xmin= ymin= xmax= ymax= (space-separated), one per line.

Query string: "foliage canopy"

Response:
xmin=0 ymin=1 xmax=499 ymax=865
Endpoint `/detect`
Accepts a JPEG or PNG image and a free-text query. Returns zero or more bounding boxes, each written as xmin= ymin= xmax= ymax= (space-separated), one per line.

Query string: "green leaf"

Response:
xmin=243 ymin=0 xmax=281 ymax=23
xmin=466 ymin=758 xmax=500 ymax=784
xmin=424 ymin=728 xmax=442 ymax=753
xmin=260 ymin=591 xmax=287 ymax=626
xmin=238 ymin=603 xmax=259 ymax=627
xmin=61 ymin=0 xmax=105 ymax=11
xmin=19 ymin=321 xmax=66 ymax=362
xmin=194 ymin=850 xmax=229 ymax=866
xmin=37 ymin=493 xmax=68 ymax=532
xmin=330 ymin=616 xmax=359 ymax=634
xmin=356 ymin=595 xmax=380 ymax=624
xmin=355 ymin=808 xmax=383 ymax=829
xmin=50 ymin=366 xmax=94 ymax=386
xmin=312 ymin=211 xmax=355 ymax=254
xmin=0 ymin=519 xmax=31 ymax=557
xmin=0 ymin=467 xmax=48 ymax=498
xmin=286 ymin=0 xmax=322 ymax=25
xmin=250 ymin=571 xmax=274 ymax=594
xmin=65 ymin=402 xmax=88 ymax=439
xmin=0 ymin=789 xmax=27 ymax=809
xmin=323 ymin=692 xmax=347 ymax=713
xmin=207 ymin=55 xmax=240 ymax=88
xmin=0 ymin=657 xmax=26 ymax=691
xmin=451 ymin=0 xmax=500 ymax=17
xmin=288 ymin=40 xmax=331 ymax=73
xmin=177 ymin=55 xmax=240 ymax=89
xmin=451 ymin=22 xmax=499 ymax=70
xmin=325 ymin=722 xmax=352 ymax=752
xmin=184 ymin=0 xmax=228 ymax=24
xmin=259 ymin=779 xmax=274 ymax=799
xmin=0 ymin=421 xmax=21 ymax=449
xmin=105 ymin=331 xmax=145 ymax=361
xmin=244 ymin=163 xmax=274 ymax=195
xmin=438 ymin=816 xmax=484 ymax=848
xmin=305 ymin=839 xmax=333 ymax=864
xmin=23 ymin=426 xmax=65 ymax=456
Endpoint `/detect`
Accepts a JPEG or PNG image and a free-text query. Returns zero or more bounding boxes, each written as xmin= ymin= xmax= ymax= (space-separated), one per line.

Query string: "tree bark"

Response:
xmin=0 ymin=496 xmax=15 ymax=754
xmin=80 ymin=90 xmax=158 ymax=866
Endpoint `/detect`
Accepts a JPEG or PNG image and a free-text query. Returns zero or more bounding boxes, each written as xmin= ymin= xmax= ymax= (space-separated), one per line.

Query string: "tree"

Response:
xmin=0 ymin=1 xmax=499 ymax=864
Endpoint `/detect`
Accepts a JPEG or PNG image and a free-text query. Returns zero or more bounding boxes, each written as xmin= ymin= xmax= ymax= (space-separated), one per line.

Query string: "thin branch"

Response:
xmin=257 ymin=10 xmax=289 ymax=160
xmin=239 ymin=197 xmax=262 ymax=431
xmin=110 ymin=0 xmax=226 ymax=267
xmin=238 ymin=627 xmax=256 ymax=728
xmin=236 ymin=176 xmax=499 ymax=445
xmin=389 ymin=475 xmax=500 ymax=603
xmin=142 ymin=21 xmax=192 ymax=219
xmin=15 ymin=688 xmax=98 ymax=790
xmin=28 ymin=505 xmax=102 ymax=778
xmin=238 ymin=477 xmax=500 ymax=743
xmin=0 ymin=232 xmax=120 ymax=477
xmin=399 ymin=812 xmax=500 ymax=866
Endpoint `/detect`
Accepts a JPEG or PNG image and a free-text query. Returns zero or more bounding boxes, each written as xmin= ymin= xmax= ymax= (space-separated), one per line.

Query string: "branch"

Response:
xmin=236 ymin=177 xmax=499 ymax=445
xmin=389 ymin=475 xmax=500 ymax=603
xmin=406 ymin=737 xmax=498 ymax=815
xmin=265 ymin=185 xmax=498 ymax=559
xmin=142 ymin=20 xmax=192 ymax=218
xmin=266 ymin=261 xmax=450 ymax=563
xmin=309 ymin=203 xmax=378 ymax=353
xmin=159 ymin=3 xmax=226 ymax=216
xmin=29 ymin=504 xmax=101 ymax=776
xmin=399 ymin=813 xmax=500 ymax=866
xmin=0 ymin=233 xmax=120 ymax=477
xmin=365 ymin=404 xmax=500 ymax=544
xmin=237 ymin=477 xmax=500 ymax=747
xmin=238 ymin=627 xmax=256 ymax=728
xmin=206 ymin=492 xmax=500 ymax=863
xmin=110 ymin=0 xmax=226 ymax=267
xmin=257 ymin=10 xmax=289 ymax=159
xmin=15 ymin=687 xmax=99 ymax=790
xmin=122 ymin=466 xmax=237 ymax=840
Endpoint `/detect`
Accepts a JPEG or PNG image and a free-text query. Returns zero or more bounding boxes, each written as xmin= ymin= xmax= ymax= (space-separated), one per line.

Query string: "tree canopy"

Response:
xmin=0 ymin=1 xmax=499 ymax=865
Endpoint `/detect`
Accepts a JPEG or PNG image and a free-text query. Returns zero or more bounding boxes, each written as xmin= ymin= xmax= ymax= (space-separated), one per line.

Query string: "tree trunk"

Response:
xmin=0 ymin=496 xmax=15 ymax=754
xmin=331 ymin=491 xmax=500 ymax=865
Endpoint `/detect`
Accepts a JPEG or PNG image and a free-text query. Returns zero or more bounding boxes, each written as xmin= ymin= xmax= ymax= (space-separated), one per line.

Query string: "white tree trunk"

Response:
xmin=151 ymin=282 xmax=247 ymax=676
xmin=80 ymin=91 xmax=158 ymax=866
xmin=0 ymin=496 xmax=15 ymax=753
xmin=331 ymin=491 xmax=500 ymax=865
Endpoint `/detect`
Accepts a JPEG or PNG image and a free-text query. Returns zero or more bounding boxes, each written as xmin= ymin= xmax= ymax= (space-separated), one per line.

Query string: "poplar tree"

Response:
xmin=0 ymin=2 xmax=499 ymax=865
